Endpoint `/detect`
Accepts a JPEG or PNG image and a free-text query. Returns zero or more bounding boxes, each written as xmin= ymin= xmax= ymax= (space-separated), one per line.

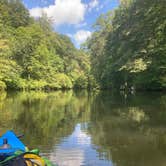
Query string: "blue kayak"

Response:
xmin=0 ymin=130 xmax=55 ymax=166
xmin=0 ymin=130 xmax=25 ymax=160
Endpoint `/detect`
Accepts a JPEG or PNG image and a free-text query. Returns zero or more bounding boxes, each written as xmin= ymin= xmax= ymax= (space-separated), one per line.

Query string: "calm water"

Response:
xmin=0 ymin=90 xmax=166 ymax=166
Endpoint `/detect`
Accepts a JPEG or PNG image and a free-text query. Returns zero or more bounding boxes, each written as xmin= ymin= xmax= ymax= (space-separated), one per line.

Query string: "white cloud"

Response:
xmin=29 ymin=0 xmax=86 ymax=25
xmin=74 ymin=30 xmax=92 ymax=45
xmin=88 ymin=0 xmax=99 ymax=11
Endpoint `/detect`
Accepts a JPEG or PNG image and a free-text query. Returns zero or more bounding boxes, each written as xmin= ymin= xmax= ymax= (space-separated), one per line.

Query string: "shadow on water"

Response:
xmin=0 ymin=90 xmax=166 ymax=165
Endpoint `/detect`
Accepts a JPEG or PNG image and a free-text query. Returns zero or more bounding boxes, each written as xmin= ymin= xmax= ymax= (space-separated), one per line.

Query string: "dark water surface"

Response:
xmin=0 ymin=90 xmax=166 ymax=166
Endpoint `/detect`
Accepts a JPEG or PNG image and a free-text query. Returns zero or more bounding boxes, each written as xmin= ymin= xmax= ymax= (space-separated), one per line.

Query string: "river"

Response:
xmin=0 ymin=90 xmax=166 ymax=166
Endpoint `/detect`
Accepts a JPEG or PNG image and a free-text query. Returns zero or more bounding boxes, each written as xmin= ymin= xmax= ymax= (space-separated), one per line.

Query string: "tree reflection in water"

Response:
xmin=0 ymin=91 xmax=166 ymax=166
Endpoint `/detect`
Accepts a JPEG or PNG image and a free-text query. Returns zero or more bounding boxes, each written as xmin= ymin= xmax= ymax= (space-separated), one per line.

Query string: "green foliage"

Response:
xmin=87 ymin=0 xmax=166 ymax=90
xmin=85 ymin=12 xmax=113 ymax=87
xmin=0 ymin=59 xmax=22 ymax=89
xmin=88 ymin=75 xmax=100 ymax=89
xmin=48 ymin=73 xmax=73 ymax=89
xmin=0 ymin=0 xmax=91 ymax=90
xmin=0 ymin=80 xmax=6 ymax=90
xmin=74 ymin=74 xmax=88 ymax=89
xmin=0 ymin=0 xmax=31 ymax=28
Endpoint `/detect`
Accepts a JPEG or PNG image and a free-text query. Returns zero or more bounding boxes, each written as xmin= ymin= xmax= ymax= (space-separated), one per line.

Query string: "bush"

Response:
xmin=74 ymin=75 xmax=88 ymax=89
xmin=27 ymin=80 xmax=47 ymax=90
xmin=88 ymin=75 xmax=100 ymax=89
xmin=0 ymin=80 xmax=6 ymax=90
xmin=54 ymin=73 xmax=73 ymax=89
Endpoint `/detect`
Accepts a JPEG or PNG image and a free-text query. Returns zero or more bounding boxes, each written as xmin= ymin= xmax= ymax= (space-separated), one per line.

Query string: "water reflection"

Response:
xmin=0 ymin=91 xmax=166 ymax=165
xmin=88 ymin=92 xmax=166 ymax=166
xmin=51 ymin=124 xmax=113 ymax=166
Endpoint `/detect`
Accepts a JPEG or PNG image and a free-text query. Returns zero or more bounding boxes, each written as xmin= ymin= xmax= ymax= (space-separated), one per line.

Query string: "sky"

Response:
xmin=22 ymin=0 xmax=119 ymax=48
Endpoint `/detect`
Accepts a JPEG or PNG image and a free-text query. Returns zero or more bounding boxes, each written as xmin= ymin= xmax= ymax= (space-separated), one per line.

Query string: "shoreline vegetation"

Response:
xmin=0 ymin=0 xmax=165 ymax=92
xmin=0 ymin=0 xmax=97 ymax=91
xmin=85 ymin=0 xmax=166 ymax=91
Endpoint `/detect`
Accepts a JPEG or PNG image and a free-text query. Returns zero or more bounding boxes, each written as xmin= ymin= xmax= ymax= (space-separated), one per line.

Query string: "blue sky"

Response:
xmin=23 ymin=0 xmax=119 ymax=47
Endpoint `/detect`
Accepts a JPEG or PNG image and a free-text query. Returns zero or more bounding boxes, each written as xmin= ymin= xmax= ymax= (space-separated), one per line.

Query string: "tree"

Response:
xmin=0 ymin=0 xmax=31 ymax=28
xmin=88 ymin=0 xmax=166 ymax=90
xmin=0 ymin=1 xmax=92 ymax=90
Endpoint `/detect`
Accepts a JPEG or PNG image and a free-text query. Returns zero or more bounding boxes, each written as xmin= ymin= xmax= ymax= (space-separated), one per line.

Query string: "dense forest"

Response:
xmin=0 ymin=0 xmax=94 ymax=90
xmin=0 ymin=0 xmax=166 ymax=91
xmin=86 ymin=0 xmax=166 ymax=90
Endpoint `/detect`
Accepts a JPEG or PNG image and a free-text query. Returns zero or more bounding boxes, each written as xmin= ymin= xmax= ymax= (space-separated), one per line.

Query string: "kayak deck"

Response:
xmin=0 ymin=131 xmax=56 ymax=166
